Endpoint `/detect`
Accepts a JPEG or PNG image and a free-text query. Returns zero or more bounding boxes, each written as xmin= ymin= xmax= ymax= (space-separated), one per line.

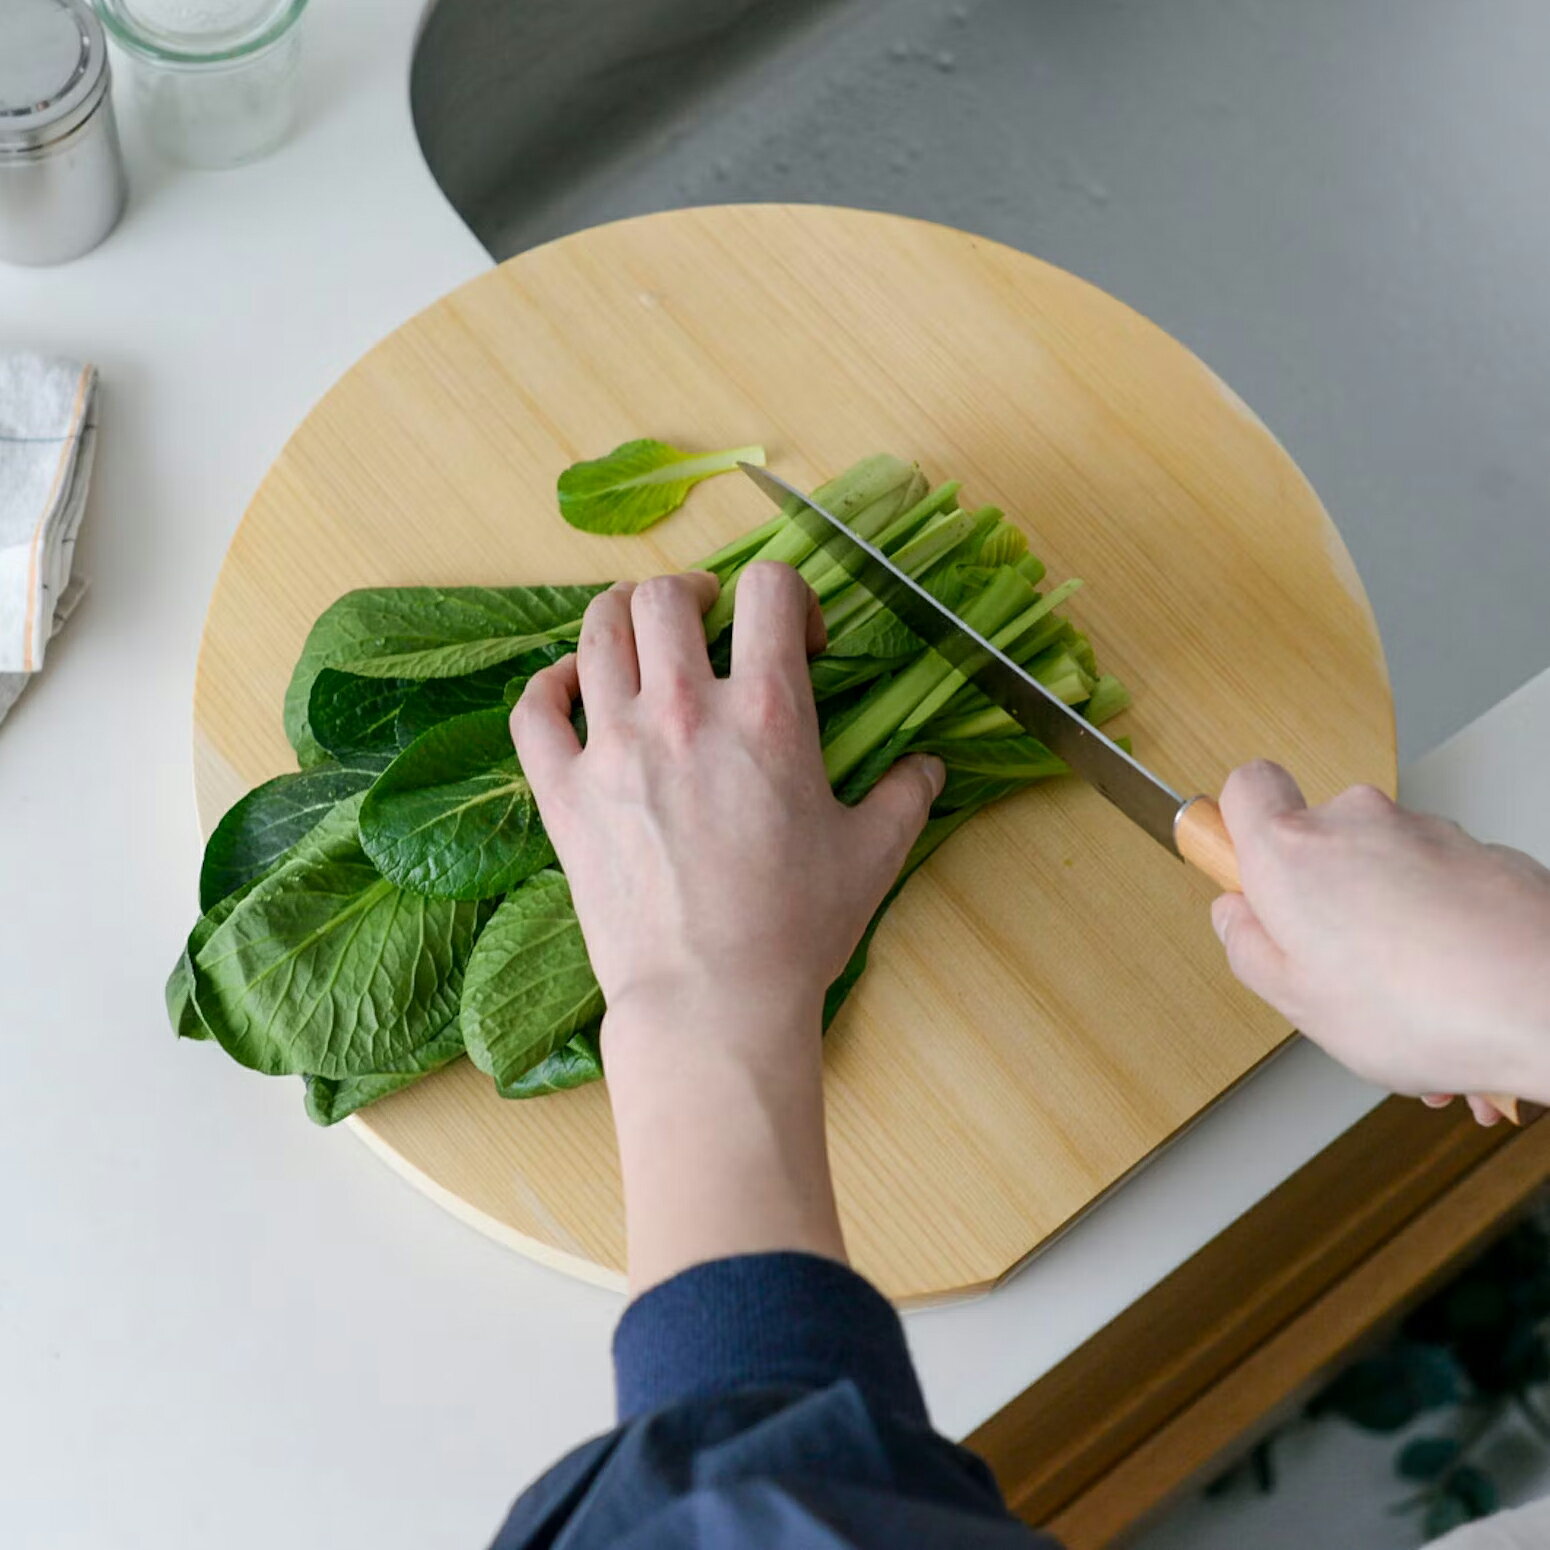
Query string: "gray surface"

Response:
xmin=412 ymin=0 xmax=1550 ymax=760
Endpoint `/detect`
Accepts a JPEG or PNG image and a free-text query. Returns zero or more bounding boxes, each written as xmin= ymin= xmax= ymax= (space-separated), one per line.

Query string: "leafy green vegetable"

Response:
xmin=303 ymin=1021 xmax=467 ymax=1125
xmin=284 ymin=584 xmax=604 ymax=764
xmin=497 ymin=1028 xmax=602 ymax=1098
xmin=557 ymin=439 xmax=766 ymax=535
xmin=308 ymin=671 xmax=417 ymax=758
xmin=198 ymin=755 xmax=394 ymax=912
xmin=189 ymin=797 xmax=481 ymax=1078
xmin=358 ymin=708 xmax=553 ymax=901
xmin=395 ymin=645 xmax=572 ymax=746
xmin=461 ymin=871 xmax=604 ymax=1090
xmin=176 ymin=450 xmax=1132 ymax=1123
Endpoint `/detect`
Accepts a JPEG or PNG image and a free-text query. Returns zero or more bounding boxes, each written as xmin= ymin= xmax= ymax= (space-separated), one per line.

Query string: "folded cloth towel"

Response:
xmin=0 ymin=574 xmax=88 ymax=728
xmin=0 ymin=353 xmax=98 ymax=676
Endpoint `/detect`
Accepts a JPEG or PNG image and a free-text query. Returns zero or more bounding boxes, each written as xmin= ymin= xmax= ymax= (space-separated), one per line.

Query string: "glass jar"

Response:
xmin=94 ymin=0 xmax=307 ymax=169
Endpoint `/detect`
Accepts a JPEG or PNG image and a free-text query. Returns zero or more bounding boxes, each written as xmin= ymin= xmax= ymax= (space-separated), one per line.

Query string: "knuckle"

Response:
xmin=1331 ymin=782 xmax=1393 ymax=818
xmin=581 ymin=617 xmax=629 ymax=654
xmin=743 ymin=675 xmax=799 ymax=731
xmin=1263 ymin=808 xmax=1313 ymax=853
xmin=741 ymin=559 xmax=805 ymax=605
xmin=631 ymin=574 xmax=682 ymax=613
xmin=652 ymin=678 xmax=705 ymax=742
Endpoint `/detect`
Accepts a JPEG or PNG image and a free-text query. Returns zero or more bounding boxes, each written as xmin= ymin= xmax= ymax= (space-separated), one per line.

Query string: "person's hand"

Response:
xmin=511 ymin=564 xmax=944 ymax=1046
xmin=510 ymin=563 xmax=943 ymax=1290
xmin=1211 ymin=761 xmax=1550 ymax=1123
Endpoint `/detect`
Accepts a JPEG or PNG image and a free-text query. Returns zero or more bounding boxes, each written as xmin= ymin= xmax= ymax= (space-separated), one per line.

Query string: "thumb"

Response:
xmin=853 ymin=754 xmax=945 ymax=871
xmin=1211 ymin=891 xmax=1295 ymax=1013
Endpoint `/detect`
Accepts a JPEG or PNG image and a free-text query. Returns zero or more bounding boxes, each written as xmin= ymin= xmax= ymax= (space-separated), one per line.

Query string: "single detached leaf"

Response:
xmin=359 ymin=708 xmax=553 ymax=900
xmin=303 ymin=1020 xmax=466 ymax=1125
xmin=198 ymin=755 xmax=393 ymax=912
xmin=462 ymin=871 xmax=604 ymax=1090
xmin=191 ymin=797 xmax=481 ymax=1078
xmin=498 ymin=1027 xmax=602 ymax=1099
xmin=308 ymin=671 xmax=417 ymax=758
xmin=284 ymin=584 xmax=604 ymax=762
xmin=557 ymin=439 xmax=765 ymax=535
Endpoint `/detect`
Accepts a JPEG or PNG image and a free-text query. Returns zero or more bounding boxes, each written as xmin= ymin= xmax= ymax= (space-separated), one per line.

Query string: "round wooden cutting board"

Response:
xmin=193 ymin=204 xmax=1394 ymax=1304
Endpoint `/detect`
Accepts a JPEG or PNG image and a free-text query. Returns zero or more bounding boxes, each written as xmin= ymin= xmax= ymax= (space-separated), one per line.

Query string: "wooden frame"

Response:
xmin=968 ymin=1098 xmax=1550 ymax=1546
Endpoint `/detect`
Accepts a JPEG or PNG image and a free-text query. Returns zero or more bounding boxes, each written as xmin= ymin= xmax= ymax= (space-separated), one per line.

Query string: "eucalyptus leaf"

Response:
xmin=557 ymin=438 xmax=765 ymax=535
xmin=190 ymin=797 xmax=481 ymax=1078
xmin=303 ymin=1020 xmax=467 ymax=1125
xmin=498 ymin=1028 xmax=603 ymax=1098
xmin=359 ymin=709 xmax=553 ymax=900
xmin=284 ymin=584 xmax=604 ymax=763
xmin=462 ymin=871 xmax=604 ymax=1090
xmin=199 ymin=755 xmax=394 ymax=912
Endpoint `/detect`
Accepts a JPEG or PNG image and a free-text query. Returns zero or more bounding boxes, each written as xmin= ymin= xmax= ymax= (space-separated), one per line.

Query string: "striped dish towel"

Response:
xmin=0 ymin=354 xmax=98 ymax=725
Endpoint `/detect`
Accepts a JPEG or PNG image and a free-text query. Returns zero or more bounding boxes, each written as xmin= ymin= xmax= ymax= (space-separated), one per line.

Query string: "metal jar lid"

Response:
xmin=0 ymin=0 xmax=111 ymax=154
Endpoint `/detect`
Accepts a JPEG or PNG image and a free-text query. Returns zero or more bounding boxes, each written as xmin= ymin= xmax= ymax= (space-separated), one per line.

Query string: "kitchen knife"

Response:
xmin=740 ymin=462 xmax=1241 ymax=890
xmin=739 ymin=463 xmax=1528 ymax=1125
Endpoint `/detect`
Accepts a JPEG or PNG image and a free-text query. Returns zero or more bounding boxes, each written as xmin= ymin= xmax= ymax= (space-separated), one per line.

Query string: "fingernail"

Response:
xmin=1209 ymin=893 xmax=1232 ymax=942
xmin=914 ymin=755 xmax=946 ymax=798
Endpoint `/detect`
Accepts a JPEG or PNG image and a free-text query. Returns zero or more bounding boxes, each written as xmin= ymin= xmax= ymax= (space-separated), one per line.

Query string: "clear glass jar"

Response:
xmin=94 ymin=0 xmax=307 ymax=169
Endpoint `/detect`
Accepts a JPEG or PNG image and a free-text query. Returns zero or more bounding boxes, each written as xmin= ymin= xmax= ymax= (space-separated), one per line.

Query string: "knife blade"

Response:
xmin=735 ymin=465 xmax=1543 ymax=1124
xmin=739 ymin=462 xmax=1241 ymax=892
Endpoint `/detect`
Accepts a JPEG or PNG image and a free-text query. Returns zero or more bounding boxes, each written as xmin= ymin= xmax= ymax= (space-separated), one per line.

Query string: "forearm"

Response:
xmin=604 ymin=993 xmax=847 ymax=1295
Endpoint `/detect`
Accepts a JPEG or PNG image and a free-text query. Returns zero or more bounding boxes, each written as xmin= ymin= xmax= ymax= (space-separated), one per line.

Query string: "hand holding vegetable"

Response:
xmin=1212 ymin=761 xmax=1550 ymax=1122
xmin=513 ymin=565 xmax=944 ymax=1289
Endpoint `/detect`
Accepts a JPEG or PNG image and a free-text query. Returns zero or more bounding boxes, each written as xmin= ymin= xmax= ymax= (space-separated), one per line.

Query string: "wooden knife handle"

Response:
xmin=1177 ymin=795 xmax=1530 ymax=1126
xmin=1174 ymin=796 xmax=1241 ymax=892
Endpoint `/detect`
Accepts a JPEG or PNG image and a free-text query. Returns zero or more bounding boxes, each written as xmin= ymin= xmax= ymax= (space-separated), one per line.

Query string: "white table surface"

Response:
xmin=3 ymin=3 xmax=1547 ymax=1546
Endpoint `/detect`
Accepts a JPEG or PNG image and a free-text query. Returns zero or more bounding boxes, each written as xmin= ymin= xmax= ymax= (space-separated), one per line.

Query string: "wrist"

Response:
xmin=600 ymin=976 xmax=826 ymax=1067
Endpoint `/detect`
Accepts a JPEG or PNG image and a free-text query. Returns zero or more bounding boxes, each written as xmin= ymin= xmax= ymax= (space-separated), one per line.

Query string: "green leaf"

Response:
xmin=358 ymin=709 xmax=553 ymax=900
xmin=462 ymin=871 xmax=604 ymax=1090
xmin=283 ymin=584 xmax=604 ymax=762
xmin=1423 ymin=1493 xmax=1471 ymax=1538
xmin=198 ymin=755 xmax=393 ymax=911
xmin=190 ymin=797 xmax=481 ymax=1078
xmin=171 ymin=876 xmax=264 ymax=1042
xmin=303 ymin=1021 xmax=466 ymax=1124
xmin=1311 ymin=1345 xmax=1463 ymax=1432
xmin=498 ymin=1027 xmax=603 ymax=1098
xmin=395 ymin=644 xmax=575 ymax=746
xmin=1449 ymin=1464 xmax=1498 ymax=1518
xmin=920 ymin=735 xmax=1068 ymax=782
xmin=1397 ymin=1437 xmax=1461 ymax=1482
xmin=557 ymin=439 xmax=765 ymax=535
xmin=308 ymin=671 xmax=416 ymax=757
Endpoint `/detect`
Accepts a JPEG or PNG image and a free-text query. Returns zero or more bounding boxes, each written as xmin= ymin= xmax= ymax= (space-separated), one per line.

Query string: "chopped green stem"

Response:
xmin=821 ymin=509 xmax=982 ymax=640
xmin=703 ymin=455 xmax=918 ymax=638
xmin=898 ymin=580 xmax=1083 ymax=735
xmin=695 ymin=512 xmax=786 ymax=578
xmin=822 ymin=567 xmax=1036 ymax=782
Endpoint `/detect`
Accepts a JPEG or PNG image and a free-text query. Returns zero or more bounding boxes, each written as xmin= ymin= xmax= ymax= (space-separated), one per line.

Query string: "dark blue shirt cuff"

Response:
xmin=613 ymin=1251 xmax=929 ymax=1425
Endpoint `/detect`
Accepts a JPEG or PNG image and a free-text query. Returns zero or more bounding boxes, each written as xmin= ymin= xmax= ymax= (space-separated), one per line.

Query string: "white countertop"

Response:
xmin=3 ymin=4 xmax=1547 ymax=1546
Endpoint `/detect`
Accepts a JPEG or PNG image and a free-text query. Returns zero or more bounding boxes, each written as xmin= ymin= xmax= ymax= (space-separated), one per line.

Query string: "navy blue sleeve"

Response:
xmin=489 ymin=1252 xmax=1060 ymax=1550
xmin=613 ymin=1250 xmax=929 ymax=1424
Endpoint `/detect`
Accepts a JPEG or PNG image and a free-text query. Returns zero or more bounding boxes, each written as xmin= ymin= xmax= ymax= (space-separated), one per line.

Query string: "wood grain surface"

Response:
xmin=192 ymin=204 xmax=1395 ymax=1303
